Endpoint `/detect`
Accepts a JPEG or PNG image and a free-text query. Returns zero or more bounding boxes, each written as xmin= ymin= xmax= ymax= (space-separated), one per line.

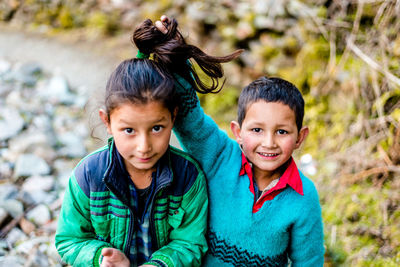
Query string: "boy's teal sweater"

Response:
xmin=173 ymin=76 xmax=325 ymax=266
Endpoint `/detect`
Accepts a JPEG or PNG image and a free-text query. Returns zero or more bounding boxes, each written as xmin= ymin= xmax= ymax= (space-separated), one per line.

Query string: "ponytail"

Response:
xmin=132 ymin=18 xmax=243 ymax=94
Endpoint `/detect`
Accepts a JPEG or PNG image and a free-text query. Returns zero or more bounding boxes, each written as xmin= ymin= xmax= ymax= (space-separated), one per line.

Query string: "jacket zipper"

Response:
xmin=125 ymin=208 xmax=134 ymax=256
xmin=104 ymin=182 xmax=135 ymax=256
xmin=149 ymin=183 xmax=168 ymax=251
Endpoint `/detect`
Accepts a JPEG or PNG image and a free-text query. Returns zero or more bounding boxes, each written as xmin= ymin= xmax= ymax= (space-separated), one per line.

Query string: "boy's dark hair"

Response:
xmin=237 ymin=77 xmax=305 ymax=131
xmin=105 ymin=18 xmax=242 ymax=117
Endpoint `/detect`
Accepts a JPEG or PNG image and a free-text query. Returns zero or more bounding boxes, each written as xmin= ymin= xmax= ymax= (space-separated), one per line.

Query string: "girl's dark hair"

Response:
xmin=105 ymin=18 xmax=242 ymax=117
xmin=132 ymin=18 xmax=242 ymax=94
xmin=105 ymin=59 xmax=176 ymax=117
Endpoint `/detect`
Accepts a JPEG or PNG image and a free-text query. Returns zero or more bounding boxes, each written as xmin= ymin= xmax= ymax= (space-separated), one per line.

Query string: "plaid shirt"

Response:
xmin=128 ymin=179 xmax=155 ymax=265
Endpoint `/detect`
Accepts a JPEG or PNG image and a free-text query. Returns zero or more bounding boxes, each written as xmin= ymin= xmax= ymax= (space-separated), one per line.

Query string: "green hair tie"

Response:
xmin=136 ymin=50 xmax=150 ymax=59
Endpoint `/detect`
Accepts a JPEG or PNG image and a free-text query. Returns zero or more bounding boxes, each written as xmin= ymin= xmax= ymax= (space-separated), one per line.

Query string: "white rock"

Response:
xmin=0 ymin=107 xmax=24 ymax=141
xmin=57 ymin=132 xmax=87 ymax=158
xmin=26 ymin=204 xmax=51 ymax=226
xmin=20 ymin=190 xmax=57 ymax=206
xmin=6 ymin=228 xmax=27 ymax=246
xmin=0 ymin=255 xmax=24 ymax=267
xmin=0 ymin=199 xmax=24 ymax=218
xmin=14 ymin=153 xmax=51 ymax=178
xmin=0 ymin=183 xmax=18 ymax=201
xmin=22 ymin=175 xmax=55 ymax=192
xmin=8 ymin=130 xmax=56 ymax=157
xmin=0 ymin=58 xmax=11 ymax=75
xmin=15 ymin=236 xmax=51 ymax=254
xmin=38 ymin=74 xmax=75 ymax=105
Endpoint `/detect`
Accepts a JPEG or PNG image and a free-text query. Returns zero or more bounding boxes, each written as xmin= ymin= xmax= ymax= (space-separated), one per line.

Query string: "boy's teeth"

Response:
xmin=260 ymin=153 xmax=277 ymax=156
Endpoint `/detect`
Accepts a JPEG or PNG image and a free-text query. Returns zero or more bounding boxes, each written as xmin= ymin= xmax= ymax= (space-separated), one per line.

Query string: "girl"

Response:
xmin=55 ymin=18 xmax=236 ymax=267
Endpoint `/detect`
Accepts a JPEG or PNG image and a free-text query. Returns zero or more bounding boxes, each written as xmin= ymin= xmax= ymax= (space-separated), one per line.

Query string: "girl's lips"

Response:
xmin=137 ymin=156 xmax=152 ymax=162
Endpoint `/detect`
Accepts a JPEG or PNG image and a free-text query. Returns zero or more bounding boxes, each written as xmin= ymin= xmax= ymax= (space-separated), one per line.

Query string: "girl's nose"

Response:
xmin=137 ymin=134 xmax=152 ymax=153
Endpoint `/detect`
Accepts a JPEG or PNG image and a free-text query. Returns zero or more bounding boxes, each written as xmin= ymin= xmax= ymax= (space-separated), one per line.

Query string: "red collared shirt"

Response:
xmin=239 ymin=153 xmax=304 ymax=213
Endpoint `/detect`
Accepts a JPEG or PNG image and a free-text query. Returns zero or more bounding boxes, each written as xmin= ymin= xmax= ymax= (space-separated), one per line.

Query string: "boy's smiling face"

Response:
xmin=231 ymin=100 xmax=308 ymax=181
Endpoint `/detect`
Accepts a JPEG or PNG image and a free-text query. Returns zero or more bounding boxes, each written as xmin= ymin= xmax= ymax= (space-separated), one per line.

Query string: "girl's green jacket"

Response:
xmin=55 ymin=139 xmax=208 ymax=267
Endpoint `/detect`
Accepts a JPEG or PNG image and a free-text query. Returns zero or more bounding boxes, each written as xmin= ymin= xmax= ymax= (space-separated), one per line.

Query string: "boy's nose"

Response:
xmin=262 ymin=134 xmax=276 ymax=148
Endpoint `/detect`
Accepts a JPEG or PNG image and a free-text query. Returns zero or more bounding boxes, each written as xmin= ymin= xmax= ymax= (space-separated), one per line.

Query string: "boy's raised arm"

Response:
xmin=173 ymin=74 xmax=239 ymax=180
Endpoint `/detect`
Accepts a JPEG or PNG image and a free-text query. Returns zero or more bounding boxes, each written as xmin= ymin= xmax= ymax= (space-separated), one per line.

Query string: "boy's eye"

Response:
xmin=152 ymin=125 xmax=164 ymax=133
xmin=124 ymin=128 xmax=134 ymax=135
xmin=251 ymin=128 xmax=262 ymax=133
xmin=277 ymin=129 xmax=288 ymax=135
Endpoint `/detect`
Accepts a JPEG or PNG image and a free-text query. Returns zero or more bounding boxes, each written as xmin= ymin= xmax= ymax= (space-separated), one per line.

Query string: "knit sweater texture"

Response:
xmin=173 ymin=75 xmax=325 ymax=267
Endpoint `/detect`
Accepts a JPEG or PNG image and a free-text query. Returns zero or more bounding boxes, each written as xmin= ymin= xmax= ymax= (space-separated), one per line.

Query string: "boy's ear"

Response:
xmin=230 ymin=121 xmax=242 ymax=145
xmin=99 ymin=109 xmax=112 ymax=134
xmin=295 ymin=126 xmax=309 ymax=149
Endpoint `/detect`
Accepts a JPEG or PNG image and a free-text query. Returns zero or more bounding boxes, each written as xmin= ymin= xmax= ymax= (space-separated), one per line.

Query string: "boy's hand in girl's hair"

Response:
xmin=154 ymin=15 xmax=169 ymax=34
xmin=100 ymin=248 xmax=130 ymax=267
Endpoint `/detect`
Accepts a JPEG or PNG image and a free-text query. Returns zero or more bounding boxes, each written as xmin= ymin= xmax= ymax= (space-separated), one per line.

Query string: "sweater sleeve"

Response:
xmin=146 ymin=164 xmax=208 ymax=267
xmin=173 ymin=74 xmax=239 ymax=181
xmin=289 ymin=179 xmax=325 ymax=266
xmin=55 ymin=174 xmax=111 ymax=267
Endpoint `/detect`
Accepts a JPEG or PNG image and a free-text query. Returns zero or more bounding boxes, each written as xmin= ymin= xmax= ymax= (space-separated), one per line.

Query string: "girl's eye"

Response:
xmin=124 ymin=128 xmax=134 ymax=135
xmin=152 ymin=125 xmax=163 ymax=133
xmin=277 ymin=129 xmax=288 ymax=135
xmin=252 ymin=128 xmax=262 ymax=133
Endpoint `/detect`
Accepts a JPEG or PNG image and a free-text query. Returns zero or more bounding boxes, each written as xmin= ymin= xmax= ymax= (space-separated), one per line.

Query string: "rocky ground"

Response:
xmin=0 ymin=29 xmax=124 ymax=266
xmin=0 ymin=57 xmax=89 ymax=266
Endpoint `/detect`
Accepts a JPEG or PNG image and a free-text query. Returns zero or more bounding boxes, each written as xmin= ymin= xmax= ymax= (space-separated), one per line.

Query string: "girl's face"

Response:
xmin=100 ymin=100 xmax=176 ymax=178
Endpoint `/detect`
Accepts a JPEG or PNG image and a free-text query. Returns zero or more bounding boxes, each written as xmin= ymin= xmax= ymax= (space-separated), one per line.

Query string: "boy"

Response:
xmin=172 ymin=74 xmax=325 ymax=266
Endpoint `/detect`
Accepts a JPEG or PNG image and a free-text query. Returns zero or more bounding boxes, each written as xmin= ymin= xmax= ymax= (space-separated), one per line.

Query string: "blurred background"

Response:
xmin=0 ymin=0 xmax=399 ymax=266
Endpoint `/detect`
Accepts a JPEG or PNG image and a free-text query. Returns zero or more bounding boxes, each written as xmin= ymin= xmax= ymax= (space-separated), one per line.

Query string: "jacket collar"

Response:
xmin=103 ymin=138 xmax=173 ymax=204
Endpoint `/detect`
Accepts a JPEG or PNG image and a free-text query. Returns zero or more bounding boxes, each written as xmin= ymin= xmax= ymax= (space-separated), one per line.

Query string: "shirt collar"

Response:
xmin=239 ymin=152 xmax=303 ymax=195
xmin=107 ymin=139 xmax=172 ymax=191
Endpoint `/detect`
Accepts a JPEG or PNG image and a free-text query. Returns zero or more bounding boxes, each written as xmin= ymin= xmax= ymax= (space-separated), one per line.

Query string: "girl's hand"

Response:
xmin=100 ymin=248 xmax=130 ymax=267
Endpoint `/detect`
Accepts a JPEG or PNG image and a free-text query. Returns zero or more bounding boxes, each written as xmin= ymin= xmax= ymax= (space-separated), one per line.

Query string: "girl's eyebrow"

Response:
xmin=152 ymin=116 xmax=168 ymax=123
xmin=118 ymin=116 xmax=168 ymax=124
